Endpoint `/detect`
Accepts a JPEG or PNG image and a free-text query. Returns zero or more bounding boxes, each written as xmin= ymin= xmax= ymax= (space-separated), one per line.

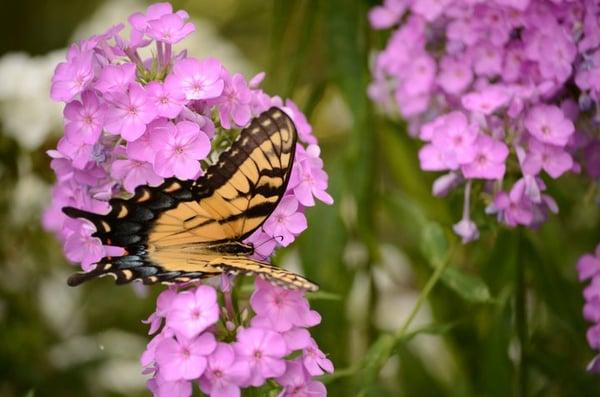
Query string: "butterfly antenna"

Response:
xmin=251 ymin=234 xmax=284 ymax=261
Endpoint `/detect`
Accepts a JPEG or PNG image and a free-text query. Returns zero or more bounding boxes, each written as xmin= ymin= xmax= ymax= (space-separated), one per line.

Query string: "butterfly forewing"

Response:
xmin=62 ymin=107 xmax=317 ymax=291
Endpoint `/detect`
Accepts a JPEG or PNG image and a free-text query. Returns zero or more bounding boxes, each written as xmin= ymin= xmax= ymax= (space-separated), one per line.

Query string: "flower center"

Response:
xmin=83 ymin=115 xmax=94 ymax=125
xmin=541 ymin=125 xmax=550 ymax=135
xmin=476 ymin=154 xmax=488 ymax=165
xmin=128 ymin=106 xmax=138 ymax=116
xmin=213 ymin=369 xmax=223 ymax=379
xmin=254 ymin=350 xmax=263 ymax=360
xmin=192 ymin=81 xmax=203 ymax=93
xmin=175 ymin=145 xmax=185 ymax=154
xmin=160 ymin=95 xmax=170 ymax=104
xmin=191 ymin=308 xmax=201 ymax=319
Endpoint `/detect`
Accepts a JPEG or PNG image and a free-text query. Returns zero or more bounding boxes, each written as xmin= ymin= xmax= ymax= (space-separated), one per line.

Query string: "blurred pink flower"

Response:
xmin=524 ymin=105 xmax=574 ymax=147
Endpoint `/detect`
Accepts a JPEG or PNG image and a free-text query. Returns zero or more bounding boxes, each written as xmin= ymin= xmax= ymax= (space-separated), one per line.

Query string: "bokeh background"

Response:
xmin=1 ymin=0 xmax=599 ymax=396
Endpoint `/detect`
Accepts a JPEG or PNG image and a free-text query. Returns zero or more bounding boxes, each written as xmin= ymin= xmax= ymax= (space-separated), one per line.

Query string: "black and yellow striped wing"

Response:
xmin=63 ymin=107 xmax=317 ymax=291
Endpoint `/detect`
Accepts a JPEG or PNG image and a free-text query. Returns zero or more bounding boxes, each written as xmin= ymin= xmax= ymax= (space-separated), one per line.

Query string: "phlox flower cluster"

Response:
xmin=142 ymin=279 xmax=332 ymax=397
xmin=369 ymin=0 xmax=600 ymax=242
xmin=577 ymin=244 xmax=600 ymax=374
xmin=43 ymin=2 xmax=334 ymax=396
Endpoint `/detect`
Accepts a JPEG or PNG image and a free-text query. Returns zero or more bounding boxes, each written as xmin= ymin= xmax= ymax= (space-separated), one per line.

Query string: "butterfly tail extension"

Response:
xmin=216 ymin=258 xmax=319 ymax=292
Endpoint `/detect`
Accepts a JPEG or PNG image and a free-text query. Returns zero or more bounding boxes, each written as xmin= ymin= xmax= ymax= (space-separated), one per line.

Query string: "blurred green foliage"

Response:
xmin=0 ymin=0 xmax=599 ymax=396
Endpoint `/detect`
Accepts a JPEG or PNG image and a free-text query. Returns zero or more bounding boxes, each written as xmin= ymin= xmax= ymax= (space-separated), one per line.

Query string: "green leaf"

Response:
xmin=440 ymin=267 xmax=492 ymax=303
xmin=420 ymin=222 xmax=449 ymax=268
xmin=306 ymin=290 xmax=342 ymax=301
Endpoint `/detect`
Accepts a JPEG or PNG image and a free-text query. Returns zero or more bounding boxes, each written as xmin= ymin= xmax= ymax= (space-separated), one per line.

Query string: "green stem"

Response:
xmin=395 ymin=256 xmax=451 ymax=339
xmin=515 ymin=236 xmax=527 ymax=397
xmin=356 ymin=249 xmax=454 ymax=392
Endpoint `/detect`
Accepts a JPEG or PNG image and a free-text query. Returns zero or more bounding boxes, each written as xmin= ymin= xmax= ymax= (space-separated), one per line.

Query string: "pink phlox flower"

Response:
xmin=282 ymin=99 xmax=317 ymax=145
xmin=453 ymin=218 xmax=480 ymax=244
xmin=141 ymin=329 xmax=173 ymax=369
xmin=528 ymin=29 xmax=576 ymax=83
xmin=410 ymin=0 xmax=452 ymax=21
xmin=430 ymin=111 xmax=478 ymax=169
xmin=432 ymin=172 xmax=461 ymax=197
xmin=199 ymin=343 xmax=250 ymax=397
xmin=302 ymin=338 xmax=334 ymax=376
xmin=251 ymin=89 xmax=274 ymax=115
xmin=474 ymin=6 xmax=513 ymax=46
xmin=148 ymin=372 xmax=192 ymax=397
xmin=369 ymin=0 xmax=406 ymax=29
xmin=166 ymin=285 xmax=220 ymax=340
xmin=151 ymin=120 xmax=210 ymax=179
xmin=111 ymin=158 xmax=163 ymax=192
xmin=143 ymin=288 xmax=177 ymax=335
xmin=584 ymin=297 xmax=600 ymax=323
xmin=63 ymin=90 xmax=106 ymax=145
xmin=94 ymin=62 xmax=136 ymax=95
xmin=395 ymin=87 xmax=430 ymax=118
xmin=215 ymin=72 xmax=252 ymax=129
xmin=262 ymin=196 xmax=308 ymax=246
xmin=50 ymin=49 xmax=95 ymax=102
xmin=437 ymin=55 xmax=473 ymax=95
xmin=128 ymin=2 xmax=188 ymax=33
xmin=244 ymin=229 xmax=277 ymax=260
xmin=403 ymin=54 xmax=436 ymax=96
xmin=177 ymin=107 xmax=216 ymax=138
xmin=276 ymin=359 xmax=326 ymax=397
xmin=147 ymin=77 xmax=187 ymax=118
xmin=147 ymin=13 xmax=195 ymax=44
xmin=291 ymin=145 xmax=333 ymax=207
xmin=234 ymin=327 xmax=287 ymax=387
xmin=524 ymin=104 xmax=574 ymax=147
xmin=578 ymin=244 xmax=600 ymax=281
xmin=471 ymin=43 xmax=504 ymax=77
xmin=155 ymin=332 xmax=216 ymax=381
xmin=172 ymin=57 xmax=225 ymax=101
xmin=419 ymin=144 xmax=447 ymax=171
xmin=493 ymin=182 xmax=534 ymax=227
xmin=105 ymin=83 xmax=157 ymax=141
xmin=248 ymin=72 xmax=266 ymax=89
xmin=281 ymin=328 xmax=312 ymax=353
xmin=576 ymin=50 xmax=600 ymax=93
xmin=462 ymin=86 xmax=511 ymax=115
xmin=588 ymin=323 xmax=600 ymax=350
xmin=56 ymin=137 xmax=93 ymax=169
xmin=63 ymin=219 xmax=104 ymax=271
xmin=127 ymin=119 xmax=165 ymax=162
xmin=250 ymin=278 xmax=321 ymax=332
xmin=523 ymin=138 xmax=573 ymax=179
xmin=584 ymin=276 xmax=600 ymax=303
xmin=461 ymin=134 xmax=508 ymax=180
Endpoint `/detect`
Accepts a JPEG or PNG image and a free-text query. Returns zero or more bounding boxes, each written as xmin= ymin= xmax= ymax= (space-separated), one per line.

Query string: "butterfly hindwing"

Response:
xmin=62 ymin=107 xmax=317 ymax=291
